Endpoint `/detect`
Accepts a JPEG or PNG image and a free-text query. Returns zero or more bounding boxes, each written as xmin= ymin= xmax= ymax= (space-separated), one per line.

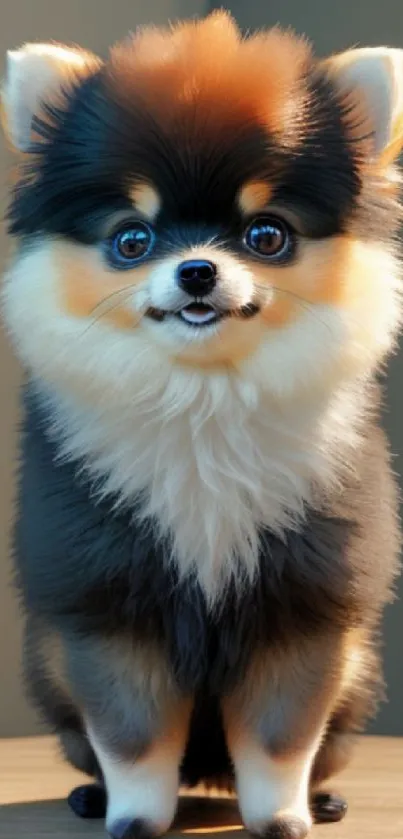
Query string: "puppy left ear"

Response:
xmin=1 ymin=43 xmax=101 ymax=152
xmin=324 ymin=47 xmax=403 ymax=166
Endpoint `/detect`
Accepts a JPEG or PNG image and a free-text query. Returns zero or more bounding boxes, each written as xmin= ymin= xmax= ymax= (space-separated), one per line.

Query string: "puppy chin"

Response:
xmin=142 ymin=312 xmax=266 ymax=368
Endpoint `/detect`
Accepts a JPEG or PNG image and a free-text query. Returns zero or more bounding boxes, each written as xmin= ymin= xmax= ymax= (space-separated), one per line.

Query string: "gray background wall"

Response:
xmin=0 ymin=0 xmax=402 ymax=736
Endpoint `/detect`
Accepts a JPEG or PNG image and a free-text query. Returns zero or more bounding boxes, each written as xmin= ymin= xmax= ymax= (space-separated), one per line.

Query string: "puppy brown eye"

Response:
xmin=243 ymin=216 xmax=294 ymax=261
xmin=105 ymin=221 xmax=155 ymax=269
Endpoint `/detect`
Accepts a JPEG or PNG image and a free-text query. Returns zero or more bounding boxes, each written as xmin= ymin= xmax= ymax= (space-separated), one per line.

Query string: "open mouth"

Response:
xmin=146 ymin=302 xmax=260 ymax=327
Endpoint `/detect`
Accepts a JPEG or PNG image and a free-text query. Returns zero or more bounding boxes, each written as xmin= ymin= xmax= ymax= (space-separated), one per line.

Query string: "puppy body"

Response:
xmin=2 ymin=13 xmax=402 ymax=839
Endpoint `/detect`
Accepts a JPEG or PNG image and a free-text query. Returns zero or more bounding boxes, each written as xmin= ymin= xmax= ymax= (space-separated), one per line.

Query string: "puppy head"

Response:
xmin=2 ymin=12 xmax=403 ymax=405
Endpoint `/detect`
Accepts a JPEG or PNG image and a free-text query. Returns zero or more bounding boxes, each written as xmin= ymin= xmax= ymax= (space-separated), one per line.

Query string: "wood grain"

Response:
xmin=0 ymin=736 xmax=402 ymax=839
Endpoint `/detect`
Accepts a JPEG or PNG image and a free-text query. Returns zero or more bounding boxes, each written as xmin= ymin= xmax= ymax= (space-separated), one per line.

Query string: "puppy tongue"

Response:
xmin=180 ymin=304 xmax=217 ymax=324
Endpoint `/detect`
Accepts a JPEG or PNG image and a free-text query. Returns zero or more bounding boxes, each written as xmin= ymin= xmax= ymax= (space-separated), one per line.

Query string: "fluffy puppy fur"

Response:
xmin=1 ymin=12 xmax=402 ymax=839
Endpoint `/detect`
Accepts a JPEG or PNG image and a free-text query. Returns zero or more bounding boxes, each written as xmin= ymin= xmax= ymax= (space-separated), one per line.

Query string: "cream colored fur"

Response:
xmin=2 ymin=237 xmax=401 ymax=602
xmin=226 ymin=727 xmax=323 ymax=834
xmin=88 ymin=723 xmax=184 ymax=835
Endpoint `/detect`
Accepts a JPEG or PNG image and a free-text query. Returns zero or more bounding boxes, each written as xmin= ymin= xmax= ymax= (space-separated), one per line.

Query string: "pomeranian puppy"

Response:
xmin=1 ymin=11 xmax=402 ymax=839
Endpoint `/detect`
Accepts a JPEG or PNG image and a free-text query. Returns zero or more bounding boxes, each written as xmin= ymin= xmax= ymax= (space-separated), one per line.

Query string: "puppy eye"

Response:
xmin=243 ymin=215 xmax=294 ymax=261
xmin=104 ymin=221 xmax=155 ymax=268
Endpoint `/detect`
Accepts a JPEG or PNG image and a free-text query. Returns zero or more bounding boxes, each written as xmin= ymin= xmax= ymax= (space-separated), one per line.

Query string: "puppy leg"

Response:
xmin=222 ymin=634 xmax=344 ymax=839
xmin=64 ymin=633 xmax=191 ymax=839
xmin=311 ymin=634 xmax=383 ymax=824
xmin=23 ymin=614 xmax=106 ymax=819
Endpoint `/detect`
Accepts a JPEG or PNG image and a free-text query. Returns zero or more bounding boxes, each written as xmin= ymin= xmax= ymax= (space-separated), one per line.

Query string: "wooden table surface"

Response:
xmin=0 ymin=736 xmax=402 ymax=839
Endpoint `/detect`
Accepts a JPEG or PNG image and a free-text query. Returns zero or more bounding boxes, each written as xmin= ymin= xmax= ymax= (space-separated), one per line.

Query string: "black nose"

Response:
xmin=177 ymin=259 xmax=217 ymax=297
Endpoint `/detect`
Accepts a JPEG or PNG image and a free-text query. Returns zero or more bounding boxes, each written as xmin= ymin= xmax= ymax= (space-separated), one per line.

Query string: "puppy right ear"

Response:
xmin=1 ymin=43 xmax=101 ymax=151
xmin=323 ymin=46 xmax=403 ymax=167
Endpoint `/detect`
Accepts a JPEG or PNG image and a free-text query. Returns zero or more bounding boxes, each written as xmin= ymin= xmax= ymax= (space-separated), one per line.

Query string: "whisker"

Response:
xmin=254 ymin=282 xmax=376 ymax=341
xmin=80 ymin=289 xmax=146 ymax=336
xmin=87 ymin=283 xmax=141 ymax=319
xmin=254 ymin=283 xmax=315 ymax=310
xmin=253 ymin=283 xmax=336 ymax=335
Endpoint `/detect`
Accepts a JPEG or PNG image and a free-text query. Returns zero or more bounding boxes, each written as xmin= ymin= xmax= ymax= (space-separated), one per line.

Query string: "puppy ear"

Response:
xmin=324 ymin=47 xmax=403 ymax=166
xmin=1 ymin=43 xmax=101 ymax=151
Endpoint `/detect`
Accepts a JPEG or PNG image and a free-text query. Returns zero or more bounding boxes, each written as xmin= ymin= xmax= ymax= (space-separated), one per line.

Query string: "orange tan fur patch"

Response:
xmin=57 ymin=243 xmax=149 ymax=329
xmin=107 ymin=11 xmax=310 ymax=143
xmin=257 ymin=235 xmax=357 ymax=327
xmin=238 ymin=181 xmax=272 ymax=216
xmin=340 ymin=628 xmax=370 ymax=695
xmin=130 ymin=182 xmax=161 ymax=220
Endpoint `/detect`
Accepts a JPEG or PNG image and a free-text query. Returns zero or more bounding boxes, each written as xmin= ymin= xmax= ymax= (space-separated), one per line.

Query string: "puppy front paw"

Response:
xmin=68 ymin=783 xmax=106 ymax=819
xmin=311 ymin=791 xmax=348 ymax=824
xmin=249 ymin=815 xmax=310 ymax=839
xmin=109 ymin=817 xmax=159 ymax=839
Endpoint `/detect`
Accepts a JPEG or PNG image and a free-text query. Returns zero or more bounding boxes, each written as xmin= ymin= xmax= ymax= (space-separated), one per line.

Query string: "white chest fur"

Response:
xmin=50 ymin=373 xmax=362 ymax=602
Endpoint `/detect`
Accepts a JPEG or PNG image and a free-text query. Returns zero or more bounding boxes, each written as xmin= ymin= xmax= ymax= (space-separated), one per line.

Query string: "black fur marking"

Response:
xmin=271 ymin=73 xmax=361 ymax=238
xmin=181 ymin=695 xmax=233 ymax=787
xmin=8 ymin=72 xmax=271 ymax=244
xmin=68 ymin=784 xmax=107 ymax=819
xmin=8 ymin=63 xmax=399 ymax=253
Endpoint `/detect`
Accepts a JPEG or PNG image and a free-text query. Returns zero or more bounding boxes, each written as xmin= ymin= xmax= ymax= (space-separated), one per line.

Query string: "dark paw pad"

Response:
xmin=110 ymin=817 xmax=156 ymax=839
xmin=311 ymin=792 xmax=348 ymax=824
xmin=68 ymin=784 xmax=107 ymax=819
xmin=258 ymin=816 xmax=309 ymax=839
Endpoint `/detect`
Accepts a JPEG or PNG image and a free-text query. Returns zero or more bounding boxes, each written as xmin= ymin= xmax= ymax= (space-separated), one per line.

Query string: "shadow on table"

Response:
xmin=0 ymin=795 xmax=243 ymax=839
